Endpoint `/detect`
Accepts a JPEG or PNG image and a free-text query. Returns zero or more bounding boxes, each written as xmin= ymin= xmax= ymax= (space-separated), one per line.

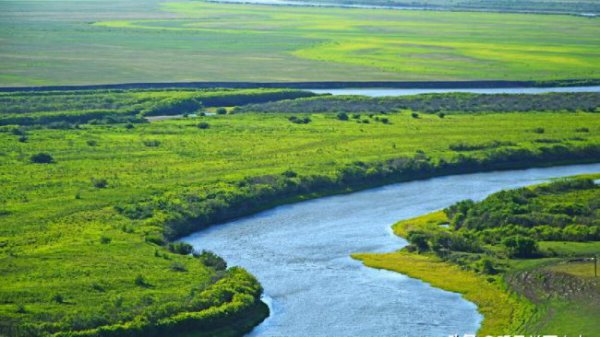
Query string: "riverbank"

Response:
xmin=2 ymin=79 xmax=600 ymax=92
xmin=353 ymin=212 xmax=535 ymax=335
xmin=354 ymin=176 xmax=600 ymax=335
xmin=3 ymin=88 xmax=600 ymax=336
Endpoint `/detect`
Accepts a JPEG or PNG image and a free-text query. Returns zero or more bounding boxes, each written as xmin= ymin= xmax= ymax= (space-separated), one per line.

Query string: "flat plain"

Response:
xmin=1 ymin=0 xmax=600 ymax=85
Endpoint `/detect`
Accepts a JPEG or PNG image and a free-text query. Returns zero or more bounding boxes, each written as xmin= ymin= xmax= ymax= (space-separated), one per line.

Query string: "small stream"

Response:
xmin=183 ymin=163 xmax=600 ymax=337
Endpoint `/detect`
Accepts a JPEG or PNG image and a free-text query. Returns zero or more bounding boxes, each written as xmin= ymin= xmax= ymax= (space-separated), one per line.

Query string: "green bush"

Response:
xmin=502 ymin=235 xmax=538 ymax=258
xmin=196 ymin=250 xmax=227 ymax=271
xmin=30 ymin=152 xmax=54 ymax=164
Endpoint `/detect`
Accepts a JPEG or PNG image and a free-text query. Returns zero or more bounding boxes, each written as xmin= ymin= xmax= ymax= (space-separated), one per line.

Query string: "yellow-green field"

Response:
xmin=1 ymin=0 xmax=600 ymax=85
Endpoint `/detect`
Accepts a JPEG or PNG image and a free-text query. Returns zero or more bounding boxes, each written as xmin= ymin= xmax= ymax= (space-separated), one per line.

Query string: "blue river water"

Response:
xmin=309 ymin=86 xmax=600 ymax=97
xmin=183 ymin=163 xmax=600 ymax=337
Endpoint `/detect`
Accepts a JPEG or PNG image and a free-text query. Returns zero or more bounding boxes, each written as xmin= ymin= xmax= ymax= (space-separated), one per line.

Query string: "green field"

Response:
xmin=287 ymin=0 xmax=600 ymax=14
xmin=356 ymin=176 xmax=600 ymax=335
xmin=1 ymin=88 xmax=600 ymax=335
xmin=1 ymin=0 xmax=600 ymax=86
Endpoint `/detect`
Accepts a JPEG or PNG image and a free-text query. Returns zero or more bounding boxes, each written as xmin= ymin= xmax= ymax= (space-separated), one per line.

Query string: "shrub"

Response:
xmin=196 ymin=250 xmax=227 ymax=270
xmin=575 ymin=127 xmax=589 ymax=133
xmin=437 ymin=112 xmax=446 ymax=118
xmin=143 ymin=140 xmax=161 ymax=147
xmin=30 ymin=153 xmax=54 ymax=164
xmin=91 ymin=178 xmax=108 ymax=189
xmin=379 ymin=117 xmax=389 ymax=124
xmin=167 ymin=242 xmax=193 ymax=255
xmin=197 ymin=122 xmax=210 ymax=129
xmin=170 ymin=262 xmax=187 ymax=272
xmin=282 ymin=170 xmax=297 ymax=178
xmin=125 ymin=123 xmax=134 ymax=129
xmin=502 ymin=235 xmax=538 ymax=258
xmin=216 ymin=107 xmax=227 ymax=115
xmin=86 ymin=140 xmax=98 ymax=146
xmin=134 ymin=274 xmax=148 ymax=287
xmin=100 ymin=236 xmax=111 ymax=244
xmin=532 ymin=127 xmax=545 ymax=134
xmin=288 ymin=116 xmax=311 ymax=124
xmin=407 ymin=231 xmax=430 ymax=253
xmin=18 ymin=135 xmax=27 ymax=143
xmin=145 ymin=234 xmax=165 ymax=246
xmin=478 ymin=258 xmax=497 ymax=275
xmin=15 ymin=304 xmax=26 ymax=314
xmin=91 ymin=283 xmax=105 ymax=292
xmin=336 ymin=112 xmax=349 ymax=121
xmin=411 ymin=112 xmax=419 ymax=118
xmin=11 ymin=128 xmax=25 ymax=136
xmin=52 ymin=294 xmax=64 ymax=304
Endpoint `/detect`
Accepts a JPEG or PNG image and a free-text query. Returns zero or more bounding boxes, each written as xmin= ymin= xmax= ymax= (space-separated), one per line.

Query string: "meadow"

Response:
xmin=1 ymin=0 xmax=600 ymax=86
xmin=1 ymin=88 xmax=599 ymax=336
xmin=356 ymin=176 xmax=600 ymax=335
xmin=287 ymin=0 xmax=600 ymax=14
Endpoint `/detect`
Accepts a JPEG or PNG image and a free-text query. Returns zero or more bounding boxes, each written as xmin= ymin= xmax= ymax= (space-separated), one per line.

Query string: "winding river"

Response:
xmin=183 ymin=163 xmax=600 ymax=336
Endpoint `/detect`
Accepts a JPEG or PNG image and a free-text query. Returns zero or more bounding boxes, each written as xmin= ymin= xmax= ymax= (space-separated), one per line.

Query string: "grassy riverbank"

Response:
xmin=2 ymin=89 xmax=600 ymax=335
xmin=2 ymin=0 xmax=600 ymax=85
xmin=355 ymin=176 xmax=600 ymax=335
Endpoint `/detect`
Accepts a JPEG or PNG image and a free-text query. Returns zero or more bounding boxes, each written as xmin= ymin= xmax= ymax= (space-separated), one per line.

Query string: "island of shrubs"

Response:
xmin=405 ymin=177 xmax=600 ymax=274
xmin=239 ymin=92 xmax=600 ymax=114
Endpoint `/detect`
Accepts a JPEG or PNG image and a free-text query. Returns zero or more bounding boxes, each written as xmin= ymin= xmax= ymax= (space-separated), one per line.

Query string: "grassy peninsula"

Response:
xmin=355 ymin=176 xmax=600 ymax=335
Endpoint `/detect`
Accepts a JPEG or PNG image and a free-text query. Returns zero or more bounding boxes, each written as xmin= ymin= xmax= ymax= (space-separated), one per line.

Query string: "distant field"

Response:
xmin=284 ymin=0 xmax=600 ymax=14
xmin=1 ymin=0 xmax=600 ymax=86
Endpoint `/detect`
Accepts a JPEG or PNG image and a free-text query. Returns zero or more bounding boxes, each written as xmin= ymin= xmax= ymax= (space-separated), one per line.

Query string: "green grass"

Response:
xmin=1 ymin=0 xmax=600 ymax=86
xmin=540 ymin=241 xmax=600 ymax=256
xmin=353 ymin=250 xmax=535 ymax=335
xmin=357 ymin=177 xmax=600 ymax=336
xmin=2 ymin=89 xmax=600 ymax=335
xmin=286 ymin=0 xmax=600 ymax=14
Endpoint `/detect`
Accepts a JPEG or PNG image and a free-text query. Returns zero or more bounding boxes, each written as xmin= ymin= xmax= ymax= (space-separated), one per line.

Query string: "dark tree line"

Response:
xmin=239 ymin=92 xmax=600 ymax=114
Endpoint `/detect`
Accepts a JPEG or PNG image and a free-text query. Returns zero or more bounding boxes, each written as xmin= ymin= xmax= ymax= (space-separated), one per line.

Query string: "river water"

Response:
xmin=183 ymin=163 xmax=600 ymax=337
xmin=309 ymin=86 xmax=600 ymax=97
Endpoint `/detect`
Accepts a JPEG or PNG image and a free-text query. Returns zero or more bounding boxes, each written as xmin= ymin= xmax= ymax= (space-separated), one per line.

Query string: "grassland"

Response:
xmin=286 ymin=0 xmax=600 ymax=15
xmin=1 ymin=89 xmax=600 ymax=336
xmin=1 ymin=0 xmax=600 ymax=86
xmin=355 ymin=176 xmax=600 ymax=336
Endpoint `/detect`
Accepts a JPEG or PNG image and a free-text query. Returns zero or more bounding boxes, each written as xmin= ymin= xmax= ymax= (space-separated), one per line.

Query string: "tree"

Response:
xmin=168 ymin=242 xmax=193 ymax=255
xmin=196 ymin=250 xmax=227 ymax=270
xmin=336 ymin=112 xmax=349 ymax=121
xmin=407 ymin=231 xmax=430 ymax=253
xmin=502 ymin=235 xmax=538 ymax=258
xmin=30 ymin=153 xmax=54 ymax=164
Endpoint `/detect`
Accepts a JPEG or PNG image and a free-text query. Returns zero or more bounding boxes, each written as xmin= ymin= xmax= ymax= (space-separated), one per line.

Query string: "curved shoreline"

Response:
xmin=184 ymin=163 xmax=600 ymax=336
xmin=1 ymin=79 xmax=600 ymax=92
xmin=353 ymin=212 xmax=534 ymax=335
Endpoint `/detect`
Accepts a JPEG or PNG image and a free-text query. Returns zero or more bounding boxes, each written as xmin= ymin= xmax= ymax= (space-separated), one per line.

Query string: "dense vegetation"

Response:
xmin=408 ymin=178 xmax=600 ymax=260
xmin=1 ymin=89 xmax=600 ymax=336
xmin=240 ymin=92 xmax=600 ymax=114
xmin=357 ymin=176 xmax=600 ymax=335
xmin=2 ymin=1 xmax=600 ymax=86
xmin=0 ymin=89 xmax=315 ymax=126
